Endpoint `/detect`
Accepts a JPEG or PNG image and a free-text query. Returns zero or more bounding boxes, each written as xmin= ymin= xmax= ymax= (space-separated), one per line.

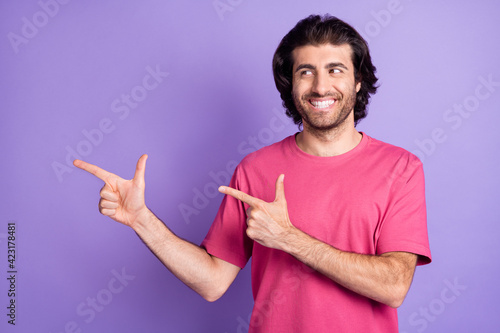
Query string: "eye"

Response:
xmin=330 ymin=68 xmax=342 ymax=74
xmin=301 ymin=70 xmax=313 ymax=76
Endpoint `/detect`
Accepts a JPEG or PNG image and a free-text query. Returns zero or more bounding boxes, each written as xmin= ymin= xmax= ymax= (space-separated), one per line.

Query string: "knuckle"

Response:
xmin=245 ymin=228 xmax=254 ymax=239
xmin=248 ymin=212 xmax=261 ymax=222
xmin=253 ymin=210 xmax=265 ymax=220
xmin=99 ymin=185 xmax=109 ymax=196
xmin=254 ymin=202 xmax=265 ymax=210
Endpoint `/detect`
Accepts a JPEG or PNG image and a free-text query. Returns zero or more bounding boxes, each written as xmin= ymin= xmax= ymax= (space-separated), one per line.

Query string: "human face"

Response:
xmin=291 ymin=43 xmax=361 ymax=133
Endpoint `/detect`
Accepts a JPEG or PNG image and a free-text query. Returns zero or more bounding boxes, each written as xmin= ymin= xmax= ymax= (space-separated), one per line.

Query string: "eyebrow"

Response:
xmin=295 ymin=62 xmax=349 ymax=73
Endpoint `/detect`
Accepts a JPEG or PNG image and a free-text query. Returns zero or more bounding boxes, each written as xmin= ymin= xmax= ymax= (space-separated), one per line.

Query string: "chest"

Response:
xmin=250 ymin=162 xmax=394 ymax=254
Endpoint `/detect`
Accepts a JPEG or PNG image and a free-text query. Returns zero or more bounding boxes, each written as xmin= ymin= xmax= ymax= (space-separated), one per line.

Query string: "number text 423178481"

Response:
xmin=6 ymin=221 xmax=17 ymax=325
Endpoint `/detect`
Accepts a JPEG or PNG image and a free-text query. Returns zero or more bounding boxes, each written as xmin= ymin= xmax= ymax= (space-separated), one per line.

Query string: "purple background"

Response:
xmin=1 ymin=1 xmax=499 ymax=332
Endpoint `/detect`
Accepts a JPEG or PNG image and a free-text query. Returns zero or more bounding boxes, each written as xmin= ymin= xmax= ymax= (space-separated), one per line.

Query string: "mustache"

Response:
xmin=303 ymin=92 xmax=342 ymax=100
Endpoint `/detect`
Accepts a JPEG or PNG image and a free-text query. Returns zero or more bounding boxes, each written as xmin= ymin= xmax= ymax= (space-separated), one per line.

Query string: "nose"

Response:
xmin=312 ymin=72 xmax=331 ymax=96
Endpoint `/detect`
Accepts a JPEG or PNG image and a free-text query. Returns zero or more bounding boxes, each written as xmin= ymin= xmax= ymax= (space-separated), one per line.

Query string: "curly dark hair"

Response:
xmin=272 ymin=14 xmax=378 ymax=126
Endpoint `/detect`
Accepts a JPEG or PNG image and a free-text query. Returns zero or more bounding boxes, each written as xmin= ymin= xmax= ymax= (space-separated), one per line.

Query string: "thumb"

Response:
xmin=274 ymin=174 xmax=286 ymax=202
xmin=133 ymin=154 xmax=148 ymax=186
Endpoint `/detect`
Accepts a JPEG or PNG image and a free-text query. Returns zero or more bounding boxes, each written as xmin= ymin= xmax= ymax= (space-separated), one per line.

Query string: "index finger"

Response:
xmin=73 ymin=159 xmax=115 ymax=182
xmin=219 ymin=186 xmax=261 ymax=207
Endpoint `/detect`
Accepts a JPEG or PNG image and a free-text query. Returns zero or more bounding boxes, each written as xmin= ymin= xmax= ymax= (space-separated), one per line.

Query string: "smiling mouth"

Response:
xmin=309 ymin=99 xmax=336 ymax=110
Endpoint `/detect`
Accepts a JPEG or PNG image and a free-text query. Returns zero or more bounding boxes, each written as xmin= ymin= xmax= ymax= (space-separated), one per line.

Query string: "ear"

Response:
xmin=355 ymin=81 xmax=362 ymax=93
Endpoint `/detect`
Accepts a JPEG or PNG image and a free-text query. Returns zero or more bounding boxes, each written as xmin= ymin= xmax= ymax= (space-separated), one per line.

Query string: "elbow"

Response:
xmin=387 ymin=296 xmax=405 ymax=309
xmin=385 ymin=285 xmax=410 ymax=308
xmin=202 ymin=292 xmax=222 ymax=303
xmin=380 ymin=292 xmax=404 ymax=308
xmin=199 ymin=285 xmax=228 ymax=303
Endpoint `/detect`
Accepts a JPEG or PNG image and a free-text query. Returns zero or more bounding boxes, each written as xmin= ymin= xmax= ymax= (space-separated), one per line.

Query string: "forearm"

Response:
xmin=131 ymin=209 xmax=236 ymax=302
xmin=283 ymin=228 xmax=417 ymax=308
xmin=74 ymin=156 xmax=237 ymax=301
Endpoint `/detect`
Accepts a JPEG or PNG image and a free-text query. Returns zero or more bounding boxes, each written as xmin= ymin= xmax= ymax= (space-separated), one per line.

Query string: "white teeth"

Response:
xmin=311 ymin=100 xmax=335 ymax=108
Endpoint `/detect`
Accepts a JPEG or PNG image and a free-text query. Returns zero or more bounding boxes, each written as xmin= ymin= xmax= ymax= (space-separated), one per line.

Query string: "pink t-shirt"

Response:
xmin=202 ymin=133 xmax=431 ymax=332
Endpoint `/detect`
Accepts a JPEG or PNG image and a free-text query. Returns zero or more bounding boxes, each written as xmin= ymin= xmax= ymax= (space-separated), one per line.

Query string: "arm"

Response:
xmin=282 ymin=229 xmax=417 ymax=308
xmin=219 ymin=174 xmax=418 ymax=308
xmin=74 ymin=155 xmax=240 ymax=302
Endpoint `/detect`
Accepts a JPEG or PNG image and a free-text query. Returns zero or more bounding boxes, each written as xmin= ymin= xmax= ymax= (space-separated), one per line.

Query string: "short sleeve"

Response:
xmin=200 ymin=164 xmax=253 ymax=269
xmin=376 ymin=154 xmax=432 ymax=265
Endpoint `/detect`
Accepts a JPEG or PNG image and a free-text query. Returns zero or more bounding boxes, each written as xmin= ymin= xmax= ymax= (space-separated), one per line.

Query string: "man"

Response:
xmin=74 ymin=15 xmax=431 ymax=332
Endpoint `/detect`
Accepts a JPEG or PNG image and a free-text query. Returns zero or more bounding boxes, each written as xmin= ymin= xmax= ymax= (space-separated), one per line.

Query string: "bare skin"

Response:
xmin=73 ymin=156 xmax=240 ymax=302
xmin=291 ymin=43 xmax=362 ymax=155
xmin=75 ymin=43 xmax=419 ymax=308
xmin=215 ymin=44 xmax=418 ymax=308
xmin=219 ymin=174 xmax=417 ymax=308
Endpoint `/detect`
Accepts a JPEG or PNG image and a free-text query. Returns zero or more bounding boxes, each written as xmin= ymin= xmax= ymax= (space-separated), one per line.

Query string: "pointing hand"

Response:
xmin=73 ymin=154 xmax=150 ymax=227
xmin=218 ymin=174 xmax=295 ymax=250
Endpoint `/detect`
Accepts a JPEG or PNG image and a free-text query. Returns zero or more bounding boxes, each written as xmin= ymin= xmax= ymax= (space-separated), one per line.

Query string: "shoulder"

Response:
xmin=362 ymin=134 xmax=424 ymax=184
xmin=238 ymin=134 xmax=294 ymax=168
xmin=231 ymin=135 xmax=294 ymax=194
xmin=364 ymin=134 xmax=422 ymax=167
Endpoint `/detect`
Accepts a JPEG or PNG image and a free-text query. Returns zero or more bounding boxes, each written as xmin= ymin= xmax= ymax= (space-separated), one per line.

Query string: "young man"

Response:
xmin=75 ymin=15 xmax=431 ymax=332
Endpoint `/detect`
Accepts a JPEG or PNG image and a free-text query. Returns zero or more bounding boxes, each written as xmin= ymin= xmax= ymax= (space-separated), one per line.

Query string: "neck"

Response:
xmin=296 ymin=121 xmax=362 ymax=157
